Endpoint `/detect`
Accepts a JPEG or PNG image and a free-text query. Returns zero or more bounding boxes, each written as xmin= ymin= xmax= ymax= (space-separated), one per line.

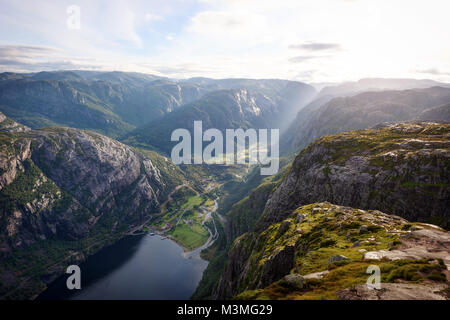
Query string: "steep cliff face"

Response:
xmin=226 ymin=182 xmax=275 ymax=242
xmin=262 ymin=122 xmax=450 ymax=230
xmin=215 ymin=122 xmax=449 ymax=299
xmin=216 ymin=203 xmax=449 ymax=300
xmin=31 ymin=127 xmax=163 ymax=224
xmin=0 ymin=117 xmax=183 ymax=299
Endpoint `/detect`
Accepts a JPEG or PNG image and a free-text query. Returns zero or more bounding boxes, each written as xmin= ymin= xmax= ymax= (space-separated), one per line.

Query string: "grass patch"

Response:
xmin=169 ymin=223 xmax=209 ymax=251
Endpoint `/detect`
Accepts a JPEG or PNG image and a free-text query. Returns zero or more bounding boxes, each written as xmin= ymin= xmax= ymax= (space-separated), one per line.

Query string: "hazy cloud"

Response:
xmin=0 ymin=45 xmax=63 ymax=71
xmin=187 ymin=11 xmax=269 ymax=42
xmin=0 ymin=45 xmax=59 ymax=58
xmin=288 ymin=55 xmax=328 ymax=63
xmin=416 ymin=68 xmax=450 ymax=76
xmin=0 ymin=45 xmax=107 ymax=72
xmin=0 ymin=0 xmax=449 ymax=82
xmin=289 ymin=42 xmax=341 ymax=51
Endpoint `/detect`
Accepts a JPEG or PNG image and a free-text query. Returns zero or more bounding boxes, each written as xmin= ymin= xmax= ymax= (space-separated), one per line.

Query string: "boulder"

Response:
xmin=337 ymin=283 xmax=448 ymax=300
xmin=359 ymin=225 xmax=368 ymax=234
xmin=303 ymin=270 xmax=329 ymax=280
xmin=278 ymin=221 xmax=291 ymax=235
xmin=352 ymin=240 xmax=361 ymax=248
xmin=283 ymin=274 xmax=304 ymax=290
xmin=328 ymin=254 xmax=349 ymax=265
xmin=295 ymin=214 xmax=306 ymax=224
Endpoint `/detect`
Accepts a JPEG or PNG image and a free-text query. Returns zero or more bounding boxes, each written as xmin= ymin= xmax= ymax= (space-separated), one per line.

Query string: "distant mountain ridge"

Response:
xmin=123 ymin=82 xmax=316 ymax=154
xmin=0 ymin=71 xmax=316 ymax=142
xmin=0 ymin=72 xmax=212 ymax=137
xmin=318 ymin=78 xmax=450 ymax=98
xmin=282 ymin=86 xmax=450 ymax=154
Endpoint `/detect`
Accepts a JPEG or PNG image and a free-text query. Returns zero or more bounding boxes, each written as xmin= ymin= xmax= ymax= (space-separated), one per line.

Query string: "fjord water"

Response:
xmin=37 ymin=234 xmax=208 ymax=300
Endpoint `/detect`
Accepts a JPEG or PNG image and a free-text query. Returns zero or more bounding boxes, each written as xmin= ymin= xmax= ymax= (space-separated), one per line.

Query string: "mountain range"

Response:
xmin=282 ymin=86 xmax=450 ymax=154
xmin=0 ymin=71 xmax=449 ymax=300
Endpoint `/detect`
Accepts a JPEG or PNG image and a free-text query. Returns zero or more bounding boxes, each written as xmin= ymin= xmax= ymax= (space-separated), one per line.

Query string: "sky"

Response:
xmin=0 ymin=0 xmax=449 ymax=83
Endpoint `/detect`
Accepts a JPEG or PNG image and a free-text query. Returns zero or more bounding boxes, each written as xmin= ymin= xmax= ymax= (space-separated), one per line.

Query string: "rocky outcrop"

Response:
xmin=362 ymin=226 xmax=450 ymax=269
xmin=0 ymin=111 xmax=30 ymax=133
xmin=337 ymin=283 xmax=448 ymax=300
xmin=215 ymin=122 xmax=449 ymax=300
xmin=261 ymin=122 xmax=450 ymax=230
xmin=217 ymin=203 xmax=449 ymax=300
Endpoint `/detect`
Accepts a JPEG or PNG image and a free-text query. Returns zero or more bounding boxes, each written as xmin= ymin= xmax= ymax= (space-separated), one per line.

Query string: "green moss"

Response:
xmin=232 ymin=202 xmax=449 ymax=300
xmin=238 ymin=258 xmax=448 ymax=300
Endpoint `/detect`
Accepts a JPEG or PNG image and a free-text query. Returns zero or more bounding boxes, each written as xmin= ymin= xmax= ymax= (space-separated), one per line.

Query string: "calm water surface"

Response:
xmin=37 ymin=234 xmax=208 ymax=300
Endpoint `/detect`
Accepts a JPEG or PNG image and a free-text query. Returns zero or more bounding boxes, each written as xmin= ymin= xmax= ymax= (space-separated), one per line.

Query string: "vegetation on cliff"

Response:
xmin=223 ymin=203 xmax=448 ymax=300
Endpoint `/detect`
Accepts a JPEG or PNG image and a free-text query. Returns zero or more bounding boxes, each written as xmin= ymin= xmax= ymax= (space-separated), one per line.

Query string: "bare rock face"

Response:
xmin=214 ymin=232 xmax=258 ymax=299
xmin=0 ymin=118 xmax=180 ymax=299
xmin=31 ymin=127 xmax=162 ymax=219
xmin=0 ymin=126 xmax=167 ymax=251
xmin=0 ymin=111 xmax=30 ymax=133
xmin=337 ymin=283 xmax=448 ymax=300
xmin=303 ymin=270 xmax=329 ymax=280
xmin=363 ymin=226 xmax=450 ymax=270
xmin=0 ymin=137 xmax=31 ymax=191
xmin=260 ymin=122 xmax=450 ymax=230
xmin=259 ymin=245 xmax=295 ymax=288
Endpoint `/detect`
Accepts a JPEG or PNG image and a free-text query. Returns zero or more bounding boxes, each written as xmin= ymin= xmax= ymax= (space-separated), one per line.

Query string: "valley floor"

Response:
xmin=139 ymin=181 xmax=222 ymax=252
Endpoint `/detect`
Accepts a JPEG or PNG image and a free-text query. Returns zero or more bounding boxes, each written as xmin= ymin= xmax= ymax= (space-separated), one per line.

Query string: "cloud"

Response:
xmin=288 ymin=55 xmax=328 ymax=63
xmin=0 ymin=0 xmax=450 ymax=83
xmin=0 ymin=58 xmax=80 ymax=72
xmin=150 ymin=64 xmax=206 ymax=76
xmin=0 ymin=45 xmax=59 ymax=58
xmin=416 ymin=68 xmax=450 ymax=76
xmin=187 ymin=11 xmax=268 ymax=42
xmin=0 ymin=45 xmax=109 ymax=72
xmin=101 ymin=1 xmax=143 ymax=47
xmin=0 ymin=45 xmax=63 ymax=71
xmin=289 ymin=42 xmax=341 ymax=51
